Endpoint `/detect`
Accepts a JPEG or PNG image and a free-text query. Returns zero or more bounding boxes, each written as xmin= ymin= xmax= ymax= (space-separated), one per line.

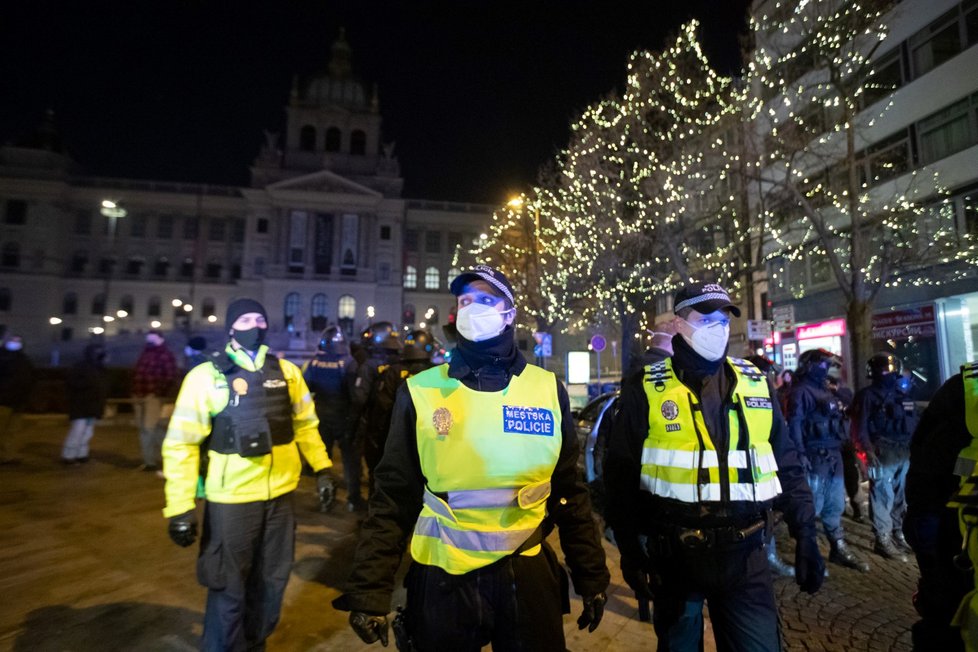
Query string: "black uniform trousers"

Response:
xmin=651 ymin=535 xmax=780 ymax=652
xmin=197 ymin=493 xmax=295 ymax=652
xmin=403 ymin=542 xmax=569 ymax=652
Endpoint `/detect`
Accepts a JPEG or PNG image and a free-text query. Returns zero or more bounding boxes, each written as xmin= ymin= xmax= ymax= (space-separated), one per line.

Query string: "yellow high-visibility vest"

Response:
xmin=640 ymin=357 xmax=781 ymax=504
xmin=949 ymin=362 xmax=978 ymax=650
xmin=407 ymin=363 xmax=561 ymax=575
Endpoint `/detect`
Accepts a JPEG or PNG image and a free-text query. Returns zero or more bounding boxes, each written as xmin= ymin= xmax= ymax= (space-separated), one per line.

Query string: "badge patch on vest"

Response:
xmin=232 ymin=378 xmax=248 ymax=395
xmin=502 ymin=405 xmax=555 ymax=436
xmin=665 ymin=423 xmax=682 ymax=432
xmin=263 ymin=378 xmax=287 ymax=389
xmin=661 ymin=400 xmax=680 ymax=420
xmin=744 ymin=396 xmax=772 ymax=410
xmin=432 ymin=407 xmax=453 ymax=439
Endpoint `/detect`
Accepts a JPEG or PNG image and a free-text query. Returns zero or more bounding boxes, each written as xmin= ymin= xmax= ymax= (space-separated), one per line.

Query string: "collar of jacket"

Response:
xmin=671 ymin=334 xmax=724 ymax=386
xmin=448 ymin=328 xmax=526 ymax=381
xmin=224 ymin=343 xmax=268 ymax=372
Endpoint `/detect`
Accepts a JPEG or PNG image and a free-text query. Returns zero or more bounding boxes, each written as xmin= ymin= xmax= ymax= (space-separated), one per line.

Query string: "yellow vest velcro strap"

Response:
xmin=641 ymin=448 xmax=778 ymax=474
xmin=415 ymin=516 xmax=538 ymax=553
xmin=641 ymin=477 xmax=783 ymax=503
xmin=517 ymin=480 xmax=551 ymax=509
xmin=956 ymin=456 xmax=977 ymax=479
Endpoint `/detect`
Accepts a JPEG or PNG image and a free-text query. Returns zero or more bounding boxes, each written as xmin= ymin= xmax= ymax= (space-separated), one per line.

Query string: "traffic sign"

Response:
xmin=534 ymin=332 xmax=552 ymax=357
xmin=747 ymin=320 xmax=772 ymax=341
xmin=590 ymin=334 xmax=607 ymax=352
xmin=771 ymin=305 xmax=795 ymax=333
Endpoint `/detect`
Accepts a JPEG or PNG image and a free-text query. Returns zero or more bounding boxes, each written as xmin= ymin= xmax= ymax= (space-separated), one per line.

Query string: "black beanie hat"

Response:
xmin=225 ymin=298 xmax=268 ymax=332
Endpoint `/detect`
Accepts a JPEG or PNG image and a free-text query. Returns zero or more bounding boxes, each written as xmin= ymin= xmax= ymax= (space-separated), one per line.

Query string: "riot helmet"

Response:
xmin=318 ymin=325 xmax=347 ymax=354
xmin=361 ymin=321 xmax=399 ymax=352
xmin=796 ymin=348 xmax=839 ymax=384
xmin=866 ymin=352 xmax=902 ymax=380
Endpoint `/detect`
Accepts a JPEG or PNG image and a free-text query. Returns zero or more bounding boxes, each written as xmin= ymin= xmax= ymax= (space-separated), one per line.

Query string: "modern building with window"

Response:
xmin=0 ymin=33 xmax=491 ymax=362
xmin=754 ymin=0 xmax=978 ymax=391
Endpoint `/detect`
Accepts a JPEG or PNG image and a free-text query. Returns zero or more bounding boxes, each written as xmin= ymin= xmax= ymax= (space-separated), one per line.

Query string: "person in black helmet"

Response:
xmin=303 ymin=325 xmax=359 ymax=508
xmin=852 ymin=352 xmax=917 ymax=561
xmin=333 ymin=265 xmax=608 ymax=651
xmin=787 ymin=348 xmax=871 ymax=573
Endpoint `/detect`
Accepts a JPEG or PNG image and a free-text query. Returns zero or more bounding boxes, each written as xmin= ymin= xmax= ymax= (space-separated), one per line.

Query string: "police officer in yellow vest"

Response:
xmin=162 ymin=298 xmax=336 ymax=651
xmin=905 ymin=361 xmax=978 ymax=651
xmin=332 ymin=265 xmax=610 ymax=651
xmin=605 ymin=282 xmax=824 ymax=651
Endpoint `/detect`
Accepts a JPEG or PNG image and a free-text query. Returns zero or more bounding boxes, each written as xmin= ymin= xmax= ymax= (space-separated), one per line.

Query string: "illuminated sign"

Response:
xmin=796 ymin=318 xmax=846 ymax=340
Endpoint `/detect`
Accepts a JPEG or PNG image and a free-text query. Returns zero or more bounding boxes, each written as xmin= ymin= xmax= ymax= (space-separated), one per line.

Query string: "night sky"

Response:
xmin=0 ymin=1 xmax=750 ymax=204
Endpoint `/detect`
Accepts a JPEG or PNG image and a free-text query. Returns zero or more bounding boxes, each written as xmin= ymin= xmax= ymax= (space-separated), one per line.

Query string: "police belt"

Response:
xmin=652 ymin=511 xmax=772 ymax=551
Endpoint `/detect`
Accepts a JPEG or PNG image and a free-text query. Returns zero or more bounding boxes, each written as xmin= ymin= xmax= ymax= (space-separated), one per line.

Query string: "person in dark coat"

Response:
xmin=60 ymin=343 xmax=110 ymax=463
xmin=183 ymin=336 xmax=210 ymax=370
xmin=0 ymin=334 xmax=35 ymax=464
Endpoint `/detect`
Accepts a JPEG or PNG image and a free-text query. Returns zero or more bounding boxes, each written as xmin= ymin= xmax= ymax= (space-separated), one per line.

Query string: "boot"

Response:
xmin=829 ymin=538 xmax=871 ymax=572
xmin=766 ymin=544 xmax=795 ymax=578
xmin=891 ymin=530 xmax=913 ymax=554
xmin=850 ymin=500 xmax=868 ymax=524
xmin=874 ymin=535 xmax=909 ymax=562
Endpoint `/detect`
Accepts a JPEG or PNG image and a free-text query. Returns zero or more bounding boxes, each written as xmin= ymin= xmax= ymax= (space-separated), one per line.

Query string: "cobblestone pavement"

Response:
xmin=0 ymin=415 xmax=920 ymax=651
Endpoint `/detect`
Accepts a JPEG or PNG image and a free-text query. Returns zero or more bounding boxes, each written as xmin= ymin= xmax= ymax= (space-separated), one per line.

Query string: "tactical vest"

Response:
xmin=407 ymin=363 xmax=561 ymax=575
xmin=641 ymin=357 xmax=781 ymax=504
xmin=948 ymin=363 xmax=978 ymax=647
xmin=867 ymin=386 xmax=915 ymax=445
xmin=800 ymin=384 xmax=848 ymax=450
xmin=305 ymin=352 xmax=351 ymax=401
xmin=209 ymin=354 xmax=294 ymax=456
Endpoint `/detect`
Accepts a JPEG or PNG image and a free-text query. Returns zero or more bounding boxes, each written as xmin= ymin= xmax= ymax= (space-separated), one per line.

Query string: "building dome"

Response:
xmin=294 ymin=28 xmax=370 ymax=110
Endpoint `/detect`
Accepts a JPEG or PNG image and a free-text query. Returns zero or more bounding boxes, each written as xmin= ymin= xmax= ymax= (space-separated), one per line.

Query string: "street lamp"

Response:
xmin=150 ymin=320 xmax=162 ymax=329
xmin=99 ymin=199 xmax=127 ymax=336
xmin=172 ymin=298 xmax=183 ymax=307
xmin=183 ymin=303 xmax=193 ymax=312
xmin=207 ymin=314 xmax=217 ymax=323
xmin=116 ymin=309 xmax=128 ymax=318
xmin=367 ymin=305 xmax=375 ymax=319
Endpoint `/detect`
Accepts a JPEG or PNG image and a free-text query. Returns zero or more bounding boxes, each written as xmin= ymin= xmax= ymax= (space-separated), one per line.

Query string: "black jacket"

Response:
xmin=851 ymin=382 xmax=917 ymax=450
xmin=333 ymin=328 xmax=610 ymax=614
xmin=0 ymin=348 xmax=34 ymax=410
xmin=605 ymin=337 xmax=817 ymax=560
xmin=787 ymin=377 xmax=849 ymax=453
xmin=65 ymin=346 xmax=109 ymax=420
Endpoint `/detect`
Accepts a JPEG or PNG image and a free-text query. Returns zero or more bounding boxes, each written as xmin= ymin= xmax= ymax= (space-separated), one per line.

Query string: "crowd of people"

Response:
xmin=2 ymin=267 xmax=978 ymax=651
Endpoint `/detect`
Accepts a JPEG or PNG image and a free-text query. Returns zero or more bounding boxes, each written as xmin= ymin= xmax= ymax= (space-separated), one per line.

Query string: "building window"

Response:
xmin=424 ymin=266 xmax=440 ymax=290
xmin=448 ymin=232 xmax=463 ymax=251
xmin=129 ymin=213 xmax=146 ymax=238
xmin=231 ymin=218 xmax=245 ymax=243
xmin=860 ymin=130 xmax=911 ymax=186
xmin=70 ymin=251 xmax=88 ymax=275
xmin=284 ymin=292 xmax=300 ymax=330
xmin=1 ymin=243 xmax=20 ymax=268
xmin=425 ymin=231 xmax=441 ymax=253
xmin=325 ymin=127 xmax=341 ymax=152
xmin=378 ymin=262 xmax=391 ymax=281
xmin=75 ymin=211 xmax=92 ymax=235
xmin=405 ymin=229 xmax=419 ymax=252
xmin=910 ymin=9 xmax=964 ymax=78
xmin=231 ymin=262 xmax=242 ymax=279
xmin=119 ymin=295 xmax=134 ymax=315
xmin=125 ymin=257 xmax=144 ymax=276
xmin=862 ymin=49 xmax=904 ymax=108
xmin=254 ymin=258 xmax=265 ymax=276
xmin=179 ymin=258 xmax=195 ymax=278
xmin=206 ymin=261 xmax=222 ymax=279
xmin=153 ymin=257 xmax=169 ymax=278
xmin=257 ymin=218 xmax=269 ymax=234
xmin=300 ymin=125 xmax=316 ymax=152
xmin=203 ymin=298 xmax=216 ymax=318
xmin=964 ymin=191 xmax=978 ymax=237
xmin=0 ymin=288 xmax=9 ymax=312
xmin=157 ymin=214 xmax=174 ymax=239
xmin=183 ymin=216 xmax=199 ymax=240
xmin=98 ymin=257 xmax=116 ymax=275
xmin=91 ymin=293 xmax=106 ymax=316
xmin=289 ymin=210 xmax=307 ymax=273
xmin=402 ymin=304 xmax=416 ymax=325
xmin=967 ymin=0 xmax=978 ymax=46
xmin=403 ymin=265 xmax=418 ymax=289
xmin=350 ymin=129 xmax=366 ymax=155
xmin=208 ymin=218 xmax=226 ymax=242
xmin=918 ymin=97 xmax=976 ymax=164
xmin=380 ymin=225 xmax=391 ymax=240
xmin=447 ymin=267 xmax=461 ymax=282
xmin=311 ymin=293 xmax=328 ymax=331
xmin=147 ymin=296 xmax=161 ymax=317
xmin=4 ymin=199 xmax=27 ymax=225
xmin=337 ymin=294 xmax=356 ymax=319
xmin=62 ymin=292 xmax=77 ymax=315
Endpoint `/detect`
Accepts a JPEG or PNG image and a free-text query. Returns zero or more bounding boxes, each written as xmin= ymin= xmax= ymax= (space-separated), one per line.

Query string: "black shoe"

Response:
xmin=767 ymin=553 xmax=796 ymax=578
xmin=875 ymin=536 xmax=909 ymax=562
xmin=829 ymin=539 xmax=871 ymax=572
xmin=60 ymin=458 xmax=78 ymax=465
xmin=77 ymin=457 xmax=90 ymax=464
xmin=891 ymin=531 xmax=913 ymax=553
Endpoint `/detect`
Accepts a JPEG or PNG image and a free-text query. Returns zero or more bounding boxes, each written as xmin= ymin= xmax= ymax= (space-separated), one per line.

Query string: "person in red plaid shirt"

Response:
xmin=132 ymin=330 xmax=178 ymax=472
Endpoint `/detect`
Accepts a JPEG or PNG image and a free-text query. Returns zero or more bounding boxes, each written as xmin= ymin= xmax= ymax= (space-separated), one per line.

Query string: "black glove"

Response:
xmin=577 ymin=592 xmax=607 ymax=632
xmin=168 ymin=510 xmax=197 ymax=548
xmin=794 ymin=536 xmax=825 ymax=594
xmin=620 ymin=553 xmax=653 ymax=600
xmin=350 ymin=611 xmax=389 ymax=647
xmin=317 ymin=470 xmax=337 ymax=512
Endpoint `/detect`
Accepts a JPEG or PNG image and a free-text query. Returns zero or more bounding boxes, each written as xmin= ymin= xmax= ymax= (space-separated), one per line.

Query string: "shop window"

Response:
xmin=325 ymin=127 xmax=341 ymax=152
xmin=350 ymin=130 xmax=366 ymax=155
xmin=918 ymin=97 xmax=976 ymax=164
xmin=403 ymin=265 xmax=418 ymax=289
xmin=4 ymin=199 xmax=27 ymax=225
xmin=300 ymin=125 xmax=316 ymax=152
xmin=424 ymin=266 xmax=440 ymax=290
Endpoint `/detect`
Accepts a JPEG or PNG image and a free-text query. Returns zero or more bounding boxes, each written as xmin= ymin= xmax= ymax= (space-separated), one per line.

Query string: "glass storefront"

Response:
xmin=937 ymin=292 xmax=978 ymax=378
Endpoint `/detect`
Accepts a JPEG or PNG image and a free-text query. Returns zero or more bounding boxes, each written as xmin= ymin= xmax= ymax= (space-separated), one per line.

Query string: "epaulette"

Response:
xmin=644 ymin=361 xmax=673 ymax=391
xmin=729 ymin=357 xmax=765 ymax=383
xmin=211 ymin=352 xmax=238 ymax=375
xmin=962 ymin=361 xmax=978 ymax=379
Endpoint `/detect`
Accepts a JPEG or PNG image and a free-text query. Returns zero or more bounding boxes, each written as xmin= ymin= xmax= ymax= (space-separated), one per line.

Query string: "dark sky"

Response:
xmin=0 ymin=1 xmax=750 ymax=204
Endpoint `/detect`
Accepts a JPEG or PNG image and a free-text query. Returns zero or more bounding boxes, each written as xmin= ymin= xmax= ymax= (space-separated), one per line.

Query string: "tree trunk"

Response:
xmin=846 ymin=298 xmax=874 ymax=391
xmin=620 ymin=310 xmax=643 ymax=380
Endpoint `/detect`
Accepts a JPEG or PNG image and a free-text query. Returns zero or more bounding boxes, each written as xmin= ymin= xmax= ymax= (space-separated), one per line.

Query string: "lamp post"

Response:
xmin=99 ymin=199 xmax=127 ymax=335
xmin=48 ymin=317 xmax=62 ymax=366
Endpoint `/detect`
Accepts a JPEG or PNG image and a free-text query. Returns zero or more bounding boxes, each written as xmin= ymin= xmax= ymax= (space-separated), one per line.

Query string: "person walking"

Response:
xmin=60 ymin=342 xmax=110 ymax=464
xmin=853 ymin=352 xmax=917 ymax=562
xmin=161 ymin=298 xmax=335 ymax=651
xmin=132 ymin=330 xmax=178 ymax=472
xmin=0 ymin=334 xmax=34 ymax=464
xmin=332 ymin=265 xmax=609 ymax=651
xmin=303 ymin=325 xmax=358 ymax=507
xmin=605 ymin=281 xmax=824 ymax=651
xmin=787 ymin=348 xmax=871 ymax=573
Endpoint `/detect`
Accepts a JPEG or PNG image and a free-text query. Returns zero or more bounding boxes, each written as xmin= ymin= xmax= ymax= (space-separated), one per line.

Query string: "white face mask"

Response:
xmin=679 ymin=319 xmax=729 ymax=361
xmin=456 ymin=303 xmax=513 ymax=342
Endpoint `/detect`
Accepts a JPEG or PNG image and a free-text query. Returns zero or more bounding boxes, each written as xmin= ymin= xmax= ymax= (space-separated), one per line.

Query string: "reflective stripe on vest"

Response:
xmin=407 ymin=363 xmax=561 ymax=575
xmin=948 ymin=362 xmax=978 ymax=647
xmin=640 ymin=357 xmax=782 ymax=505
xmin=953 ymin=363 xmax=978 ymax=479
